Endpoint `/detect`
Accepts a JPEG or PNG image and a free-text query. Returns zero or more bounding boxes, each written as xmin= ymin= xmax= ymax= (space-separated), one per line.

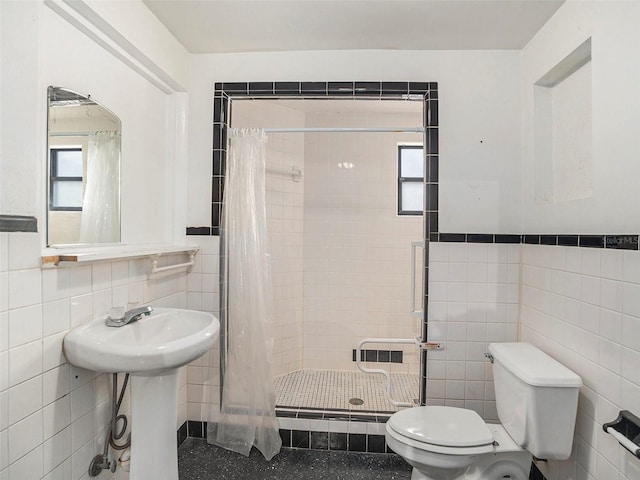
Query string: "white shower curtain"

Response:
xmin=79 ymin=131 xmax=120 ymax=243
xmin=208 ymin=128 xmax=282 ymax=460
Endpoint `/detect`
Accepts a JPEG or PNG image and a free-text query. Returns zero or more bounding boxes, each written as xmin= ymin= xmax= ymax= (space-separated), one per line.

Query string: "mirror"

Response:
xmin=47 ymin=86 xmax=121 ymax=246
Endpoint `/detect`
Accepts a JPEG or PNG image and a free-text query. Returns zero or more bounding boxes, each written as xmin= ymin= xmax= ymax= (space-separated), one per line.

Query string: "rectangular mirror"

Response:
xmin=47 ymin=86 xmax=121 ymax=246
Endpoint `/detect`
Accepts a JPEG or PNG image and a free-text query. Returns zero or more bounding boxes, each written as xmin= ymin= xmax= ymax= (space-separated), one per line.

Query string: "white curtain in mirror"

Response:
xmin=79 ymin=131 xmax=120 ymax=243
xmin=209 ymin=128 xmax=282 ymax=460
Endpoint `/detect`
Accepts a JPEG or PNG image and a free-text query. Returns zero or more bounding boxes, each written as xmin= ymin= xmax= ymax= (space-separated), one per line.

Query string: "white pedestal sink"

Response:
xmin=63 ymin=308 xmax=219 ymax=480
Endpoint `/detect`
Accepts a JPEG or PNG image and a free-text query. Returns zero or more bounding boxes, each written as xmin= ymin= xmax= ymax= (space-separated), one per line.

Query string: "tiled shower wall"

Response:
xmin=426 ymin=241 xmax=521 ymax=421
xmin=0 ymin=231 xmax=188 ymax=480
xmin=520 ymin=244 xmax=640 ymax=480
xmin=230 ymin=101 xmax=306 ymax=377
xmin=302 ymin=109 xmax=423 ymax=372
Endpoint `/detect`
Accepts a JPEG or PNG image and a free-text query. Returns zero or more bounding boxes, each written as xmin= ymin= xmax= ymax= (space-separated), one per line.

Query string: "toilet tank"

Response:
xmin=489 ymin=343 xmax=582 ymax=460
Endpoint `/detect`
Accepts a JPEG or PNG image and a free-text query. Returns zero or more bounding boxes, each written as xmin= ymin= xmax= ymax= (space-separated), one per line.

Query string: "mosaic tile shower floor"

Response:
xmin=274 ymin=369 xmax=419 ymax=413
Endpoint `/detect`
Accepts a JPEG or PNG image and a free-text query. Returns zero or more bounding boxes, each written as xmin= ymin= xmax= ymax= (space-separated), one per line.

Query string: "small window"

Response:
xmin=50 ymin=148 xmax=83 ymax=211
xmin=398 ymin=145 xmax=424 ymax=215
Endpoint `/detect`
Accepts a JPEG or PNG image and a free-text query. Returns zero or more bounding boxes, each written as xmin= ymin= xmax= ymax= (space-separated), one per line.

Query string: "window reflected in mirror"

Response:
xmin=47 ymin=86 xmax=121 ymax=246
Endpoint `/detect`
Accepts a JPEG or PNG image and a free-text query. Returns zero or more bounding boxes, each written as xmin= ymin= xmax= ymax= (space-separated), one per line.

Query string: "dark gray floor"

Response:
xmin=178 ymin=438 xmax=412 ymax=480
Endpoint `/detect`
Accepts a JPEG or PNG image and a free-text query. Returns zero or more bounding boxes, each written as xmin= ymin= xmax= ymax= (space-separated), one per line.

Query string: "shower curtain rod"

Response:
xmin=262 ymin=126 xmax=425 ymax=133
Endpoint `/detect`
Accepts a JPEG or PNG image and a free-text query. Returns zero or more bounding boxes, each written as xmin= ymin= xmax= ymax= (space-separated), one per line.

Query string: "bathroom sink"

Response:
xmin=63 ymin=307 xmax=219 ymax=374
xmin=63 ymin=308 xmax=219 ymax=480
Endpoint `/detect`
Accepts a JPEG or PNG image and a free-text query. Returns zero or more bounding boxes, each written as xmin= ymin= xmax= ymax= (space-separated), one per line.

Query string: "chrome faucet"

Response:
xmin=105 ymin=306 xmax=153 ymax=327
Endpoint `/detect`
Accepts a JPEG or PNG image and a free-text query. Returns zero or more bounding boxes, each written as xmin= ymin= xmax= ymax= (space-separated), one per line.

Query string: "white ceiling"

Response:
xmin=143 ymin=0 xmax=565 ymax=54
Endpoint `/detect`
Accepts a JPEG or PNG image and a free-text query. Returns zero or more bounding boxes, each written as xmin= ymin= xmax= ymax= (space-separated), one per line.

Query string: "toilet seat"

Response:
xmin=387 ymin=406 xmax=495 ymax=455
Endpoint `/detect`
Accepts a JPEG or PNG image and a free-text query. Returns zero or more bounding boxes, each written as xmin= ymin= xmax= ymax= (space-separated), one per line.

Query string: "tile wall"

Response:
xmin=185 ymin=236 xmax=221 ymax=424
xmin=426 ymin=241 xmax=521 ymax=421
xmin=302 ymin=108 xmax=423 ymax=373
xmin=0 ymin=231 xmax=189 ymax=480
xmin=520 ymin=244 xmax=640 ymax=480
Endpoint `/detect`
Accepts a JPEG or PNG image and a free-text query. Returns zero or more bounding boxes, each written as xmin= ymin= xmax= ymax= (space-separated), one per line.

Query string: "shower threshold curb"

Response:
xmin=276 ymin=406 xmax=393 ymax=423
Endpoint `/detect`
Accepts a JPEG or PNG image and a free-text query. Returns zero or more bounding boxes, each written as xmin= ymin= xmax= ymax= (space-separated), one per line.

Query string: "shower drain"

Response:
xmin=349 ymin=397 xmax=364 ymax=406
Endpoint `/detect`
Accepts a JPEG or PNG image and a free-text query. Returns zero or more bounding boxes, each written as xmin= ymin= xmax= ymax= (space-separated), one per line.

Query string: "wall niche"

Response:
xmin=534 ymin=38 xmax=592 ymax=204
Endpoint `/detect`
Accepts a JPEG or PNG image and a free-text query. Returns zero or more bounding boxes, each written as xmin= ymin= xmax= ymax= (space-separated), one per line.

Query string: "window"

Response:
xmin=50 ymin=148 xmax=83 ymax=211
xmin=397 ymin=144 xmax=424 ymax=215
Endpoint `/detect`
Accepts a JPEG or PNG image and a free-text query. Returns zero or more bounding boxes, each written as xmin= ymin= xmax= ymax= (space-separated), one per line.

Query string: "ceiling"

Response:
xmin=143 ymin=0 xmax=565 ymax=54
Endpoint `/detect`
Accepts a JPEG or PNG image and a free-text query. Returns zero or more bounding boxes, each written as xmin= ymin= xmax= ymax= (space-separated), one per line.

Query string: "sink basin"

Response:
xmin=63 ymin=308 xmax=219 ymax=480
xmin=63 ymin=307 xmax=219 ymax=374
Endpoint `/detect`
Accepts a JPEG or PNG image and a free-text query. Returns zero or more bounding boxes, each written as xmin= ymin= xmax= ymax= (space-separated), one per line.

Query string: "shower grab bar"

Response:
xmin=150 ymin=250 xmax=197 ymax=275
xmin=355 ymin=337 xmax=419 ymax=408
xmin=266 ymin=165 xmax=303 ymax=182
xmin=410 ymin=241 xmax=425 ymax=318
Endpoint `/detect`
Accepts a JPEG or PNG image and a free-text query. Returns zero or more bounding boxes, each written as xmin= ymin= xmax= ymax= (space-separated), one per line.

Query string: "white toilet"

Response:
xmin=386 ymin=342 xmax=582 ymax=480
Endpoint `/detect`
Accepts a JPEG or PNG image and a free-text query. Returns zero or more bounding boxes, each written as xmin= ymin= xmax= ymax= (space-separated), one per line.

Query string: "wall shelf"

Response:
xmin=42 ymin=244 xmax=199 ymax=267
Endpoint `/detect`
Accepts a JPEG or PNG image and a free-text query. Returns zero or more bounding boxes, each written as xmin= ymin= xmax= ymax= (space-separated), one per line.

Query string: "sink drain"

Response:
xmin=349 ymin=397 xmax=364 ymax=406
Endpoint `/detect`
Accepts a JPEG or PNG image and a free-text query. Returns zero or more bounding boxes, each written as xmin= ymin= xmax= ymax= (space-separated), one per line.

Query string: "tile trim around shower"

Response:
xmin=178 ymin=420 xmax=393 ymax=454
xmin=191 ymin=79 xmax=438 ymax=408
xmin=186 ymin=80 xmax=438 ymax=237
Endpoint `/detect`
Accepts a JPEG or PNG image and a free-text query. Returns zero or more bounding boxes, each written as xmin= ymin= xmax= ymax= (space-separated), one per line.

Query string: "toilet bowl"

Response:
xmin=386 ymin=408 xmax=531 ymax=480
xmin=386 ymin=343 xmax=582 ymax=480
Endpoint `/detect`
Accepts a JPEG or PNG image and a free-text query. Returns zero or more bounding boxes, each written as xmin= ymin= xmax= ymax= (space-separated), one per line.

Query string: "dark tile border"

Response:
xmin=186 ymin=226 xmax=212 ymax=236
xmin=187 ymin=80 xmax=436 ymax=242
xmin=328 ymin=432 xmax=347 ymax=451
xmin=0 ymin=215 xmax=37 ymax=233
xmin=523 ymin=234 xmax=540 ymax=245
xmin=291 ymin=430 xmax=310 ymax=448
xmin=190 ymin=80 xmax=437 ymax=409
xmin=177 ymin=421 xmax=188 ymax=447
xmin=188 ymin=420 xmax=205 ymax=438
xmin=351 ymin=349 xmax=403 ymax=363
xmin=177 ymin=420 xmax=543 ymax=475
xmin=310 ymin=431 xmax=329 ymax=450
xmin=277 ymin=428 xmax=387 ymax=454
xmin=348 ymin=433 xmax=367 ymax=452
xmin=431 ymin=233 xmax=638 ymax=250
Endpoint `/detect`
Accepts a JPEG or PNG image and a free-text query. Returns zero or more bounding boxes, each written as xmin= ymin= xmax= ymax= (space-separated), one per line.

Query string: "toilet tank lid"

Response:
xmin=488 ymin=343 xmax=583 ymax=387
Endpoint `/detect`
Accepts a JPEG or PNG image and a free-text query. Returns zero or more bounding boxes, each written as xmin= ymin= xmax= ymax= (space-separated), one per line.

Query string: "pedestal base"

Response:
xmin=130 ymin=369 xmax=180 ymax=480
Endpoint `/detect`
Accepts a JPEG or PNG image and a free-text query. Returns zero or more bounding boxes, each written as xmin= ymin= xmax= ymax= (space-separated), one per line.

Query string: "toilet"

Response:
xmin=386 ymin=342 xmax=582 ymax=480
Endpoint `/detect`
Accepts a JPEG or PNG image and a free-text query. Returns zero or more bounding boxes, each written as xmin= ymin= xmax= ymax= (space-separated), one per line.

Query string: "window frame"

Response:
xmin=397 ymin=144 xmax=424 ymax=216
xmin=49 ymin=147 xmax=83 ymax=211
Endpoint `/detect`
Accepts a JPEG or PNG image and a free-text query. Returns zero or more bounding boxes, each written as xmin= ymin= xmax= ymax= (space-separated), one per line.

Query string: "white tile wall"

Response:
xmin=427 ymin=242 xmax=521 ymax=421
xmin=186 ymin=235 xmax=221 ymax=423
xmin=0 ymin=231 xmax=188 ymax=479
xmin=302 ymin=108 xmax=423 ymax=373
xmin=520 ymin=244 xmax=640 ymax=480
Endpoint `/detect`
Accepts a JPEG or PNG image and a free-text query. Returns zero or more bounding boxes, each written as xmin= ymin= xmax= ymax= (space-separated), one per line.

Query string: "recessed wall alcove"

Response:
xmin=534 ymin=38 xmax=593 ymax=204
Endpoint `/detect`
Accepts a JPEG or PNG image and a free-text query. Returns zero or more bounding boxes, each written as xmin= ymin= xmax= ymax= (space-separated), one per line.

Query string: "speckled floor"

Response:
xmin=178 ymin=438 xmax=412 ymax=480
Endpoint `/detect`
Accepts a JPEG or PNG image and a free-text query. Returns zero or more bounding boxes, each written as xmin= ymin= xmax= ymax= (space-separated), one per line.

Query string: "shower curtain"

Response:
xmin=79 ymin=131 xmax=120 ymax=243
xmin=208 ymin=128 xmax=282 ymax=460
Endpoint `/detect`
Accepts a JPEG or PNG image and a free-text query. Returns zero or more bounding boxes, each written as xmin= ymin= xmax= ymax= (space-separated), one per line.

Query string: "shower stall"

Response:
xmin=228 ymin=98 xmax=424 ymax=417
